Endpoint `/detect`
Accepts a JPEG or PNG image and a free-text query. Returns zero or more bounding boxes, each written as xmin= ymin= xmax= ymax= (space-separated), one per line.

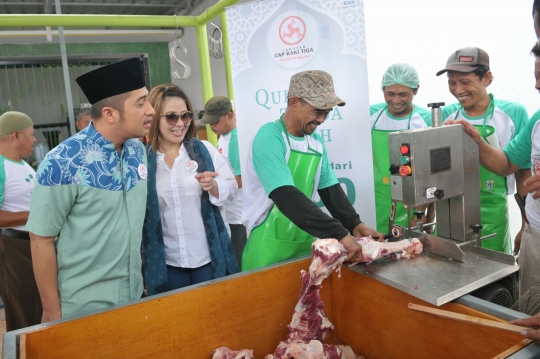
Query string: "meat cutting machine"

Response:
xmin=352 ymin=102 xmax=519 ymax=307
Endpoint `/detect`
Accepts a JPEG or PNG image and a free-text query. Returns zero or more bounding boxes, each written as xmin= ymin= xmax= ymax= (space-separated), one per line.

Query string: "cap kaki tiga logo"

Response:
xmin=279 ymin=16 xmax=306 ymax=46
xmin=534 ymin=156 xmax=540 ymax=175
xmin=267 ymin=10 xmax=320 ymax=69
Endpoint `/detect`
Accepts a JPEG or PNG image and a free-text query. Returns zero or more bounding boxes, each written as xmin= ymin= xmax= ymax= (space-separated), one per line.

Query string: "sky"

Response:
xmin=363 ymin=0 xmax=539 ymax=117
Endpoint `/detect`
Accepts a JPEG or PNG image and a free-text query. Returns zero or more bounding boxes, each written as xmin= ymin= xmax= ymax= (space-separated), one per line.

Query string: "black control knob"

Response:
xmin=428 ymin=102 xmax=445 ymax=108
xmin=433 ymin=189 xmax=445 ymax=200
xmin=389 ymin=164 xmax=400 ymax=175
xmin=469 ymin=224 xmax=483 ymax=234
xmin=414 ymin=211 xmax=424 ymax=219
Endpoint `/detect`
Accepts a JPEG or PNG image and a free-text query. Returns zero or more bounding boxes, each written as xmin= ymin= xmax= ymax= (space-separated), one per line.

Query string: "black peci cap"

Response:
xmin=75 ymin=58 xmax=146 ymax=104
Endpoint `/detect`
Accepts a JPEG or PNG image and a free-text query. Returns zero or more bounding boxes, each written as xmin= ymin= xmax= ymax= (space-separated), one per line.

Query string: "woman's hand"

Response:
xmin=195 ymin=171 xmax=219 ymax=198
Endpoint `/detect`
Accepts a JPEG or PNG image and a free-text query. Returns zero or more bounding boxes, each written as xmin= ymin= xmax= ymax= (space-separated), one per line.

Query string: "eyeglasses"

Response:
xmin=161 ymin=111 xmax=193 ymax=126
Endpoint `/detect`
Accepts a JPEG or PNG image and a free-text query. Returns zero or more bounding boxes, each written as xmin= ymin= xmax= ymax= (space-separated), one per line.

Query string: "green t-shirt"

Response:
xmin=242 ymin=119 xmax=338 ymax=229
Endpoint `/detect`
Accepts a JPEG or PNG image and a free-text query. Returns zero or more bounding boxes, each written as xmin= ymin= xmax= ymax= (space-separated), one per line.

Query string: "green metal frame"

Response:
xmin=0 ymin=0 xmax=239 ymax=145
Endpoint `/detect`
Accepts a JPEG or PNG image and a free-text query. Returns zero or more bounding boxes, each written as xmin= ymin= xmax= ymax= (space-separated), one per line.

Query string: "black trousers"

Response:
xmin=229 ymin=224 xmax=248 ymax=268
xmin=0 ymin=234 xmax=42 ymax=331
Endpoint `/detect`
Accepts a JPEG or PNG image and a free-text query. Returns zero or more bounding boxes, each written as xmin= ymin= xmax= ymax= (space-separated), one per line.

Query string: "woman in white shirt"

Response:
xmin=142 ymin=84 xmax=239 ymax=295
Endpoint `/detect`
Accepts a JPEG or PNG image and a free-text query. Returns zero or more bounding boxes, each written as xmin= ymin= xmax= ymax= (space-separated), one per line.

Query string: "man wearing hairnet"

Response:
xmin=369 ymin=63 xmax=432 ymax=234
xmin=440 ymin=47 xmax=529 ymax=254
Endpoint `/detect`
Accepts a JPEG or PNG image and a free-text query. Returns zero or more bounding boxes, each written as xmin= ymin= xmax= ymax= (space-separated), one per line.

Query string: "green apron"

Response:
xmin=454 ymin=95 xmax=511 ymax=253
xmin=372 ymin=106 xmax=414 ymax=233
xmin=241 ymin=119 xmax=322 ymax=271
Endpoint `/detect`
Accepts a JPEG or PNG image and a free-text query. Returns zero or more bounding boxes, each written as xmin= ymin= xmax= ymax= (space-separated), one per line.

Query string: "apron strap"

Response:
xmin=453 ymin=93 xmax=495 ymax=139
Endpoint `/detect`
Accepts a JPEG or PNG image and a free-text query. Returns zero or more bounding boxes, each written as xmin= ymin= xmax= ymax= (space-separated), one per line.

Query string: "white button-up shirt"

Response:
xmin=156 ymin=140 xmax=238 ymax=268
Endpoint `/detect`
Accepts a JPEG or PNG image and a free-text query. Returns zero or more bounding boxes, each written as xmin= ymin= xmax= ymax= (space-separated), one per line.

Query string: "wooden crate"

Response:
xmin=16 ymin=259 xmax=529 ymax=358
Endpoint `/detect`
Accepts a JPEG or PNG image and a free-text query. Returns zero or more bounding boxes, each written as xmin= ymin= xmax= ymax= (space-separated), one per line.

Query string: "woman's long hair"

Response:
xmin=147 ymin=84 xmax=196 ymax=152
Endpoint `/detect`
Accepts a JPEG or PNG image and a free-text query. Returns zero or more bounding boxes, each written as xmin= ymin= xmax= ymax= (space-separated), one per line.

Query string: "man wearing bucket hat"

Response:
xmin=27 ymin=58 xmax=155 ymax=322
xmin=439 ymin=47 xmax=529 ymax=255
xmin=241 ymin=70 xmax=383 ymax=271
xmin=370 ymin=63 xmax=433 ymax=235
xmin=0 ymin=111 xmax=42 ymax=330
xmin=201 ymin=96 xmax=247 ymax=267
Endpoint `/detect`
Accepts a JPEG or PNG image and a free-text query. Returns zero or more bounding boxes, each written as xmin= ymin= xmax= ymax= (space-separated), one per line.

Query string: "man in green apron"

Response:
xmin=370 ymin=63 xmax=433 ymax=234
xmin=437 ymin=47 xmax=529 ymax=254
xmin=241 ymin=70 xmax=383 ymax=271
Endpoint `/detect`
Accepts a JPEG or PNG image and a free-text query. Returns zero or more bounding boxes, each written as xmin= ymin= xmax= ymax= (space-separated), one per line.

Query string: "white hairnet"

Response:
xmin=381 ymin=63 xmax=420 ymax=89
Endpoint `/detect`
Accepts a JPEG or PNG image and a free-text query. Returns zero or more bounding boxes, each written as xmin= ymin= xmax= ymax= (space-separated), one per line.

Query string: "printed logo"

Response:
xmin=279 ymin=16 xmax=306 ymax=46
xmin=268 ymin=10 xmax=320 ymax=69
xmin=486 ymin=180 xmax=494 ymax=189
xmin=534 ymin=156 xmax=540 ymax=175
xmin=218 ymin=148 xmax=223 ymax=154
xmin=342 ymin=0 xmax=357 ymax=7
xmin=186 ymin=160 xmax=198 ymax=173
xmin=25 ymin=173 xmax=35 ymax=193
xmin=459 ymin=56 xmax=474 ymax=63
xmin=138 ymin=163 xmax=148 ymax=180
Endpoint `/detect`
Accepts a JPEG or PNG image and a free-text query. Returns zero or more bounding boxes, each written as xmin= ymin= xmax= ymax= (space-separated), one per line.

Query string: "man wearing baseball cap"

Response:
xmin=439 ymin=47 xmax=529 ymax=255
xmin=201 ymin=96 xmax=247 ymax=267
xmin=27 ymin=58 xmax=155 ymax=322
xmin=241 ymin=70 xmax=382 ymax=271
xmin=0 ymin=111 xmax=42 ymax=330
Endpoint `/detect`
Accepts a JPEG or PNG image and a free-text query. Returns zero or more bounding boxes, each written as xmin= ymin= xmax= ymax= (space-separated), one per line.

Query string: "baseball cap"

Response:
xmin=288 ymin=70 xmax=345 ymax=110
xmin=200 ymin=96 xmax=232 ymax=125
xmin=76 ymin=58 xmax=146 ymax=104
xmin=436 ymin=47 xmax=490 ymax=76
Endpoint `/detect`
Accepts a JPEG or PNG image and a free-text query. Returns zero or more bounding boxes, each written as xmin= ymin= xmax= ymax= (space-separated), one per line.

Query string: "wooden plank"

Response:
xmin=19 ymin=333 xmax=26 ymax=359
xmin=492 ymin=339 xmax=533 ymax=359
xmin=409 ymin=303 xmax=528 ymax=333
xmin=332 ymin=267 xmax=527 ymax=359
xmin=23 ymin=259 xmax=333 ymax=359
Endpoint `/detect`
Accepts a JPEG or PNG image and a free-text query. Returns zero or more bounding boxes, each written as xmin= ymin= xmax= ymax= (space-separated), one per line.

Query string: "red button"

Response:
xmin=400 ymin=144 xmax=410 ymax=155
xmin=399 ymin=165 xmax=412 ymax=177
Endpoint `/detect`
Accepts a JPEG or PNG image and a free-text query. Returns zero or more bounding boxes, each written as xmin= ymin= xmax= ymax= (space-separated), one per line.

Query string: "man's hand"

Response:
xmin=444 ymin=119 xmax=482 ymax=144
xmin=352 ymin=223 xmax=384 ymax=242
xmin=41 ymin=309 xmax=62 ymax=323
xmin=510 ymin=314 xmax=540 ymax=343
xmin=524 ymin=174 xmax=540 ymax=200
xmin=340 ymin=235 xmax=363 ymax=263
xmin=195 ymin=171 xmax=219 ymax=198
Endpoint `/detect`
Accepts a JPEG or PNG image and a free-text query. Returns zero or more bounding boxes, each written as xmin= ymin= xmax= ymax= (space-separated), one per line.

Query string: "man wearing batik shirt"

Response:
xmin=27 ymin=58 xmax=155 ymax=322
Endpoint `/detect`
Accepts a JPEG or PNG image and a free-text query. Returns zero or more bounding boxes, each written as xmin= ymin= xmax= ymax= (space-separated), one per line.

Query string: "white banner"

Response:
xmin=226 ymin=0 xmax=376 ymax=227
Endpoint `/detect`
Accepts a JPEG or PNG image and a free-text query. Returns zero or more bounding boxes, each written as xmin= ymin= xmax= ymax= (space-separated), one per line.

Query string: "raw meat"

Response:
xmin=288 ymin=239 xmax=348 ymax=342
xmin=214 ymin=237 xmax=423 ymax=359
xmin=267 ymin=239 xmax=361 ymax=359
xmin=353 ymin=237 xmax=423 ymax=265
xmin=211 ymin=347 xmax=254 ymax=359
xmin=265 ymin=339 xmax=359 ymax=359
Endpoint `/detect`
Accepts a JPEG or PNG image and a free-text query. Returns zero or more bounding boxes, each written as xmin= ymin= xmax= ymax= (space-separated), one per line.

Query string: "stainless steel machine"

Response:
xmin=351 ymin=102 xmax=519 ymax=307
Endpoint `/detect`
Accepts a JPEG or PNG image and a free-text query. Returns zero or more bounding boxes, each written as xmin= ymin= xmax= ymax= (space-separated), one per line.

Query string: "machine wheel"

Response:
xmin=470 ymin=283 xmax=513 ymax=308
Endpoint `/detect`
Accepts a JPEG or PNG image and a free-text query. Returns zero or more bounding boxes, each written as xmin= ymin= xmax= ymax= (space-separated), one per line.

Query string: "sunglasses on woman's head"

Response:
xmin=161 ymin=111 xmax=193 ymax=126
